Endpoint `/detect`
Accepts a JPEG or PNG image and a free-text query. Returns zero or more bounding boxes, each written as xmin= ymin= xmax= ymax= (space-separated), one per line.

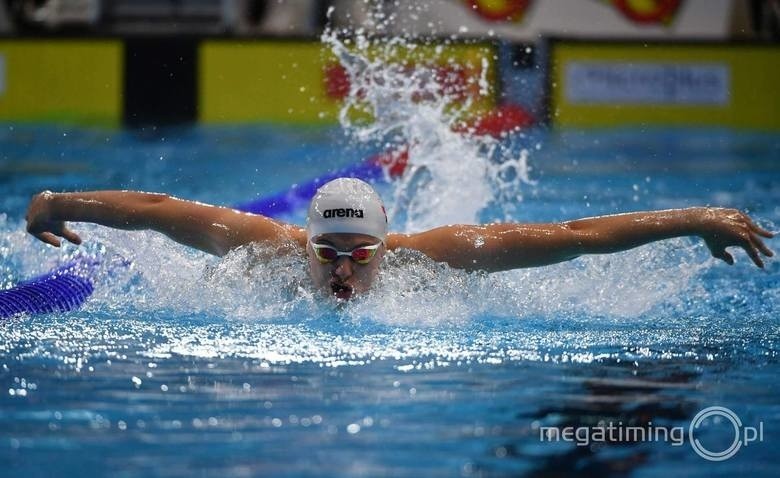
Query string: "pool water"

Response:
xmin=1 ymin=123 xmax=779 ymax=477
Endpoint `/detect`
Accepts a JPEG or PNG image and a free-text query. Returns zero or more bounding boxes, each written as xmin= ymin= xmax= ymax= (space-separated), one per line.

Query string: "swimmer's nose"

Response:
xmin=331 ymin=257 xmax=353 ymax=280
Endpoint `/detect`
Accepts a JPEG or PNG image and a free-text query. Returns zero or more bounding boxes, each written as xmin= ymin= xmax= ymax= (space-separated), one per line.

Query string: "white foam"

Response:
xmin=76 ymin=227 xmax=705 ymax=325
xmin=322 ymin=10 xmax=532 ymax=232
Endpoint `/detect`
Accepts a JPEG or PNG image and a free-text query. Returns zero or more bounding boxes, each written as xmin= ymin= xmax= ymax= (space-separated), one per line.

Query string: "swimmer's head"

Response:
xmin=305 ymin=178 xmax=388 ymax=301
xmin=306 ymin=178 xmax=387 ymax=243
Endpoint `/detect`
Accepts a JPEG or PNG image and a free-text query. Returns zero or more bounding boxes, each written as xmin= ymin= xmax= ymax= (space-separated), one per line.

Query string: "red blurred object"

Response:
xmin=368 ymin=103 xmax=533 ymax=180
xmin=435 ymin=65 xmax=474 ymax=101
xmin=466 ymin=0 xmax=533 ymax=22
xmin=371 ymin=147 xmax=409 ymax=179
xmin=324 ymin=63 xmax=350 ymax=99
xmin=456 ymin=103 xmax=534 ymax=138
xmin=326 ymin=62 xmax=482 ymax=103
xmin=610 ymin=0 xmax=682 ymax=24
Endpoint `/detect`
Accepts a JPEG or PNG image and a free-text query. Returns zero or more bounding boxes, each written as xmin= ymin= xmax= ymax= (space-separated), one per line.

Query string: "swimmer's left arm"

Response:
xmin=390 ymin=207 xmax=774 ymax=272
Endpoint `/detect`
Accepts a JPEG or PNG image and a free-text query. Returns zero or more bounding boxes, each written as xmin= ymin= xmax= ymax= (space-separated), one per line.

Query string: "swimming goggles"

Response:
xmin=310 ymin=241 xmax=382 ymax=265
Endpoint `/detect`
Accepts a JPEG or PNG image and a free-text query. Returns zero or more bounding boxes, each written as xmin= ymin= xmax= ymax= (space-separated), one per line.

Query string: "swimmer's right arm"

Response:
xmin=25 ymin=191 xmax=306 ymax=257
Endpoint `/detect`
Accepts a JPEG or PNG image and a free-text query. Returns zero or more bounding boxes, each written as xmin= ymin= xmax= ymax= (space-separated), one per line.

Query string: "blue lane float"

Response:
xmin=1 ymin=158 xmax=391 ymax=319
xmin=0 ymin=257 xmax=98 ymax=319
xmin=233 ymin=158 xmax=385 ymax=216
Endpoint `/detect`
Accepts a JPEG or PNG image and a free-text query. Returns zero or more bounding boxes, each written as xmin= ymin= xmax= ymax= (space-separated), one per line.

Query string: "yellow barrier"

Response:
xmin=199 ymin=40 xmax=496 ymax=124
xmin=551 ymin=42 xmax=780 ymax=130
xmin=0 ymin=40 xmax=122 ymax=125
xmin=0 ymin=39 xmax=496 ymax=126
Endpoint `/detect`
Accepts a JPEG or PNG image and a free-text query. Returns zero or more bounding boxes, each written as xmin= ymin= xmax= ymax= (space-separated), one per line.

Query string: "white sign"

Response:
xmin=386 ymin=0 xmax=733 ymax=42
xmin=565 ymin=62 xmax=730 ymax=105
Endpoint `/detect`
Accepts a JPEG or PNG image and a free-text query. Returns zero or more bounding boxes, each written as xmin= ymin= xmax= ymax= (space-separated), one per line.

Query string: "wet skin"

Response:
xmin=307 ymin=233 xmax=386 ymax=301
xmin=25 ymin=191 xmax=775 ymax=302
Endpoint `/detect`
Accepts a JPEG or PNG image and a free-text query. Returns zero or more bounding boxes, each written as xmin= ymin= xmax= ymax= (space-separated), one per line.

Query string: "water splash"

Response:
xmin=322 ymin=5 xmax=531 ymax=231
xmin=2 ymin=193 xmax=711 ymax=329
xmin=77 ymin=225 xmax=707 ymax=326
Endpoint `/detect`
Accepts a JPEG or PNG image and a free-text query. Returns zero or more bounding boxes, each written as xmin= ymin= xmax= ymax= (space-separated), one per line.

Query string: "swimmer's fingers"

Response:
xmin=750 ymin=231 xmax=774 ymax=257
xmin=33 ymin=231 xmax=62 ymax=248
xmin=707 ymin=235 xmax=769 ymax=268
xmin=710 ymin=247 xmax=734 ymax=265
xmin=29 ymin=223 xmax=81 ymax=247
xmin=702 ymin=209 xmax=773 ymax=268
xmin=60 ymin=226 xmax=82 ymax=245
xmin=739 ymin=213 xmax=774 ymax=265
xmin=747 ymin=248 xmax=765 ymax=268
xmin=747 ymin=217 xmax=774 ymax=238
xmin=741 ymin=235 xmax=765 ymax=268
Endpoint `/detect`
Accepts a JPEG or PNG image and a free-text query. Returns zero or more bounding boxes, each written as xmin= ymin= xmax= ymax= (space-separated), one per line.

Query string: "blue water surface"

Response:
xmin=1 ymin=124 xmax=779 ymax=477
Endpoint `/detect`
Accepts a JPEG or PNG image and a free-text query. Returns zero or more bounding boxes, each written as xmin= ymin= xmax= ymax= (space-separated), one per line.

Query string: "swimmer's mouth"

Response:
xmin=330 ymin=282 xmax=353 ymax=300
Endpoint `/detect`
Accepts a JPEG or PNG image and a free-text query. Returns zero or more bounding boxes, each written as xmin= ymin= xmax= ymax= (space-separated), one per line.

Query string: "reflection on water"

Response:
xmin=3 ymin=334 xmax=777 ymax=477
xmin=503 ymin=361 xmax=700 ymax=477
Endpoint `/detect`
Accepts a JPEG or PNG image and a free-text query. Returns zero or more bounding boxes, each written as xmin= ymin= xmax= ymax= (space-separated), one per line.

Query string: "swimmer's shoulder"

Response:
xmin=387 ymin=230 xmax=444 ymax=252
xmin=242 ymin=214 xmax=306 ymax=250
xmin=386 ymin=232 xmax=412 ymax=251
xmin=283 ymin=224 xmax=307 ymax=248
xmin=387 ymin=226 xmax=462 ymax=251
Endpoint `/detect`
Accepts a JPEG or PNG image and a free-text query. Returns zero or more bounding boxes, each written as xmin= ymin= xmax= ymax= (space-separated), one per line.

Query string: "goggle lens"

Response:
xmin=311 ymin=242 xmax=381 ymax=265
xmin=317 ymin=247 xmax=339 ymax=262
xmin=351 ymin=248 xmax=373 ymax=262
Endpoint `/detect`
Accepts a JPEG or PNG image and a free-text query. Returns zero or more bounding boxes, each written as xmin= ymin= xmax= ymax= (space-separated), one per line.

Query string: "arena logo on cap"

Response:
xmin=323 ymin=208 xmax=364 ymax=219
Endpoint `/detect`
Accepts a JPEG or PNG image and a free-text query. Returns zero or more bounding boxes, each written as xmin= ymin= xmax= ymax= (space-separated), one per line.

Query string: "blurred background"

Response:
xmin=0 ymin=0 xmax=777 ymax=130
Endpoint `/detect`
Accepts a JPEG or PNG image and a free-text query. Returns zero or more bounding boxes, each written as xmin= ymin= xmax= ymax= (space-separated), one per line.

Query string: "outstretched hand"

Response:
xmin=697 ymin=207 xmax=774 ymax=268
xmin=25 ymin=191 xmax=82 ymax=248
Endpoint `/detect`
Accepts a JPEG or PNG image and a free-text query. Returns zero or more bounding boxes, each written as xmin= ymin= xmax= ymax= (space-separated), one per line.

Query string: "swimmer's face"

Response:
xmin=307 ymin=233 xmax=385 ymax=301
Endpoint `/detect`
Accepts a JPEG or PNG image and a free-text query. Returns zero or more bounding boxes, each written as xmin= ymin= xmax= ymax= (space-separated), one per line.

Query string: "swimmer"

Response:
xmin=24 ymin=178 xmax=774 ymax=300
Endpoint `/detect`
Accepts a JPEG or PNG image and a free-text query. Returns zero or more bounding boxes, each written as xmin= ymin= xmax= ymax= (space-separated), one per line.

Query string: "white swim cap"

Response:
xmin=306 ymin=178 xmax=388 ymax=242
